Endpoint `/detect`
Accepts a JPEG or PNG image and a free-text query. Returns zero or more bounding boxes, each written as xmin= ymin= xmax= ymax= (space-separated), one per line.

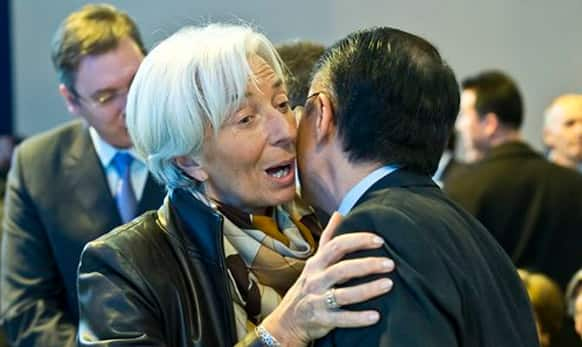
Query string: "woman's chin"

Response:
xmin=265 ymin=186 xmax=297 ymax=207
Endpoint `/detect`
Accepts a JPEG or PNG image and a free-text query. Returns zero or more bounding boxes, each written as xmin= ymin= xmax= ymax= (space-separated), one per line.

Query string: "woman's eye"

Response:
xmin=277 ymin=101 xmax=290 ymax=112
xmin=238 ymin=115 xmax=255 ymax=124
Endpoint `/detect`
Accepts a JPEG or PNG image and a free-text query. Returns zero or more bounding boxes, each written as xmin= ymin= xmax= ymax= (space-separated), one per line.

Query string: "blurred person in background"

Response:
xmin=445 ymin=70 xmax=582 ymax=290
xmin=0 ymin=5 xmax=164 ymax=346
xmin=543 ymin=94 xmax=582 ymax=173
xmin=276 ymin=41 xmax=325 ymax=110
xmin=518 ymin=269 xmax=566 ymax=347
xmin=566 ymin=270 xmax=582 ymax=342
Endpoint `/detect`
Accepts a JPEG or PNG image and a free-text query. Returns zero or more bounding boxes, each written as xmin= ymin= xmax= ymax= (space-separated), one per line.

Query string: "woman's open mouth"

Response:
xmin=265 ymin=160 xmax=295 ymax=184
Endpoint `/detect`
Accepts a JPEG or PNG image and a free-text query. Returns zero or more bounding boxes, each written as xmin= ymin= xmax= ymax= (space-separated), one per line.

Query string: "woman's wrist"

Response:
xmin=260 ymin=312 xmax=305 ymax=347
xmin=256 ymin=325 xmax=281 ymax=346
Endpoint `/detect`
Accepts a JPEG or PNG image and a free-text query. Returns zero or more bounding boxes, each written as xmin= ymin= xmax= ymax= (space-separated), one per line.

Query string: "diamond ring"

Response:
xmin=325 ymin=288 xmax=340 ymax=310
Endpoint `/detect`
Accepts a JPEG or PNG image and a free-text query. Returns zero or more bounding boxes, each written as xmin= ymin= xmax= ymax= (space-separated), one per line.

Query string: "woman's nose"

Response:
xmin=268 ymin=109 xmax=297 ymax=147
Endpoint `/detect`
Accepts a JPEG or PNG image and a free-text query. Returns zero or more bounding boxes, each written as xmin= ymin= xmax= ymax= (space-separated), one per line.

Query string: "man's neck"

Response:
xmin=489 ymin=128 xmax=522 ymax=148
xmin=476 ymin=129 xmax=522 ymax=159
xmin=322 ymin=151 xmax=383 ymax=214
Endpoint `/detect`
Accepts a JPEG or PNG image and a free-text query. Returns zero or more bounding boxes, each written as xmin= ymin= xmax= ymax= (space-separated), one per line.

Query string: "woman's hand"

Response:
xmin=261 ymin=212 xmax=395 ymax=346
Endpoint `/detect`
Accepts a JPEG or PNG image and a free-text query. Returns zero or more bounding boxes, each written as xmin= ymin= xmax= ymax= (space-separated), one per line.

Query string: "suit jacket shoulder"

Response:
xmin=443 ymin=142 xmax=582 ymax=287
xmin=14 ymin=120 xmax=88 ymax=196
xmin=316 ymin=170 xmax=539 ymax=347
xmin=17 ymin=120 xmax=85 ymax=164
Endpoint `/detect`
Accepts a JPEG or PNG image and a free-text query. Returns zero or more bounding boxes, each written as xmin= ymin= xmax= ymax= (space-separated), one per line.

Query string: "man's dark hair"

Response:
xmin=462 ymin=70 xmax=523 ymax=130
xmin=276 ymin=41 xmax=325 ymax=108
xmin=51 ymin=4 xmax=146 ymax=96
xmin=313 ymin=27 xmax=459 ymax=175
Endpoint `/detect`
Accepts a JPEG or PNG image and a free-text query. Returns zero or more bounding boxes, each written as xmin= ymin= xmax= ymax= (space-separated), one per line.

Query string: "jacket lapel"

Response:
xmin=62 ymin=123 xmax=122 ymax=228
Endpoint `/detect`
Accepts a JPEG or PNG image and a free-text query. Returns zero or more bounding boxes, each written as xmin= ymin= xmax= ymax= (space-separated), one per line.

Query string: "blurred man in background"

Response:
xmin=543 ymin=94 xmax=582 ymax=172
xmin=0 ymin=5 xmax=164 ymax=346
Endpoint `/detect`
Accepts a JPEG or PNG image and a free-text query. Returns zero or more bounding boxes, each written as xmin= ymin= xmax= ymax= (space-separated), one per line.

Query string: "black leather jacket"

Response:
xmin=77 ymin=188 xmax=262 ymax=346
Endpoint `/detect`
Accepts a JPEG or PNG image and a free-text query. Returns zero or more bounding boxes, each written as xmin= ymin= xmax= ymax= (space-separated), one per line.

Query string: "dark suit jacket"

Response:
xmin=444 ymin=141 xmax=582 ymax=290
xmin=316 ymin=169 xmax=539 ymax=347
xmin=0 ymin=120 xmax=165 ymax=347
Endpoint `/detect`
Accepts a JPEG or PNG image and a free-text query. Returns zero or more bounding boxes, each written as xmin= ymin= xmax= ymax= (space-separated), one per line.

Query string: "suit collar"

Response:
xmin=483 ymin=141 xmax=540 ymax=163
xmin=338 ymin=165 xmax=399 ymax=215
xmin=355 ymin=169 xmax=439 ymax=208
xmin=88 ymin=126 xmax=145 ymax=167
xmin=63 ymin=122 xmax=165 ymax=227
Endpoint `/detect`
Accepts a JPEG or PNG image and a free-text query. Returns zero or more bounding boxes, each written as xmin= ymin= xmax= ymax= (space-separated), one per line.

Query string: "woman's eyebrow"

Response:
xmin=245 ymin=78 xmax=284 ymax=98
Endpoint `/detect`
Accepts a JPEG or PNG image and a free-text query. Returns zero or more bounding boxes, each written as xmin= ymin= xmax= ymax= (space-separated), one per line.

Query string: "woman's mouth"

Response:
xmin=266 ymin=164 xmax=291 ymax=178
xmin=265 ymin=161 xmax=295 ymax=184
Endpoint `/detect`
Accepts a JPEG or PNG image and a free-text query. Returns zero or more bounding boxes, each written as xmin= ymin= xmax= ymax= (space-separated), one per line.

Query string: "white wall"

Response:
xmin=11 ymin=0 xmax=582 ymax=150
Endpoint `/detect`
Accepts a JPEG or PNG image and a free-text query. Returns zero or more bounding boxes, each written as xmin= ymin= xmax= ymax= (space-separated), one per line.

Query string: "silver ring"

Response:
xmin=325 ymin=288 xmax=340 ymax=310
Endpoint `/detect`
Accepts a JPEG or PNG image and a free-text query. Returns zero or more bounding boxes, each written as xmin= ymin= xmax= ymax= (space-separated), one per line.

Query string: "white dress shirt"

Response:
xmin=89 ymin=127 xmax=148 ymax=201
xmin=337 ymin=165 xmax=399 ymax=216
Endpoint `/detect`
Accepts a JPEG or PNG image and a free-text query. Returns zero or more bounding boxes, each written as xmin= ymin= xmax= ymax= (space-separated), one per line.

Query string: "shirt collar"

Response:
xmin=89 ymin=127 xmax=144 ymax=167
xmin=337 ymin=165 xmax=399 ymax=216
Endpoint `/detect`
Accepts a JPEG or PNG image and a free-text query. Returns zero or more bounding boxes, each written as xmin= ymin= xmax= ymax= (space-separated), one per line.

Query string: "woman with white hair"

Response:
xmin=77 ymin=24 xmax=395 ymax=346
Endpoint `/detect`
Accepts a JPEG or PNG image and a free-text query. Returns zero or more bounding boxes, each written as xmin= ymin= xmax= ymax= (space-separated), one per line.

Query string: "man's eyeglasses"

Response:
xmin=75 ymin=86 xmax=130 ymax=109
xmin=304 ymin=91 xmax=324 ymax=108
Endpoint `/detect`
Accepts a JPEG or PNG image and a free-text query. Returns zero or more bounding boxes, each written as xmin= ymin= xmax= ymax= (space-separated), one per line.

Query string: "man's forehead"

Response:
xmin=74 ymin=37 xmax=143 ymax=94
xmin=553 ymin=95 xmax=582 ymax=115
xmin=560 ymin=103 xmax=582 ymax=117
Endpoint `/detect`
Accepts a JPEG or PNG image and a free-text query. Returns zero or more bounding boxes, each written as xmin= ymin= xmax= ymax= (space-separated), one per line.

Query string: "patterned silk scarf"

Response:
xmin=215 ymin=196 xmax=322 ymax=339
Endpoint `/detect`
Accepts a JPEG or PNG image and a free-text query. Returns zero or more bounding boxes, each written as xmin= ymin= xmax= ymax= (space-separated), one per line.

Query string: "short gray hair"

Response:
xmin=126 ymin=24 xmax=285 ymax=191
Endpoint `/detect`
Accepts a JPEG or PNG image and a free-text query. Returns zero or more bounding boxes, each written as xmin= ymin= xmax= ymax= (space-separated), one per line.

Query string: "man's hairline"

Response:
xmin=64 ymin=35 xmax=142 ymax=96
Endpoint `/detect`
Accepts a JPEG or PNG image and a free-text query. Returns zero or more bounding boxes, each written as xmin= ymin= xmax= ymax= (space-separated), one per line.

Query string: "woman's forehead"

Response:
xmin=244 ymin=58 xmax=285 ymax=98
xmin=248 ymin=55 xmax=280 ymax=82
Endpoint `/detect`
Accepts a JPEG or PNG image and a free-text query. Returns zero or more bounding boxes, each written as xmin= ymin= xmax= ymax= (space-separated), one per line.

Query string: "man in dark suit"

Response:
xmin=444 ymin=71 xmax=582 ymax=290
xmin=296 ymin=27 xmax=539 ymax=346
xmin=0 ymin=5 xmax=164 ymax=346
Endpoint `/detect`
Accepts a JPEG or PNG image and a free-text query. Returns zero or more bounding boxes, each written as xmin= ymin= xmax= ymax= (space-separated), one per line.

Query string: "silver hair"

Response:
xmin=126 ymin=24 xmax=285 ymax=191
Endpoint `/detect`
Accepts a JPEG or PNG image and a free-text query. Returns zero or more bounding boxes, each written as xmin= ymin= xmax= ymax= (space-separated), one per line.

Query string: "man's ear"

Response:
xmin=59 ymin=84 xmax=81 ymax=116
xmin=315 ymin=93 xmax=336 ymax=143
xmin=482 ymin=112 xmax=500 ymax=138
xmin=174 ymin=155 xmax=208 ymax=182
